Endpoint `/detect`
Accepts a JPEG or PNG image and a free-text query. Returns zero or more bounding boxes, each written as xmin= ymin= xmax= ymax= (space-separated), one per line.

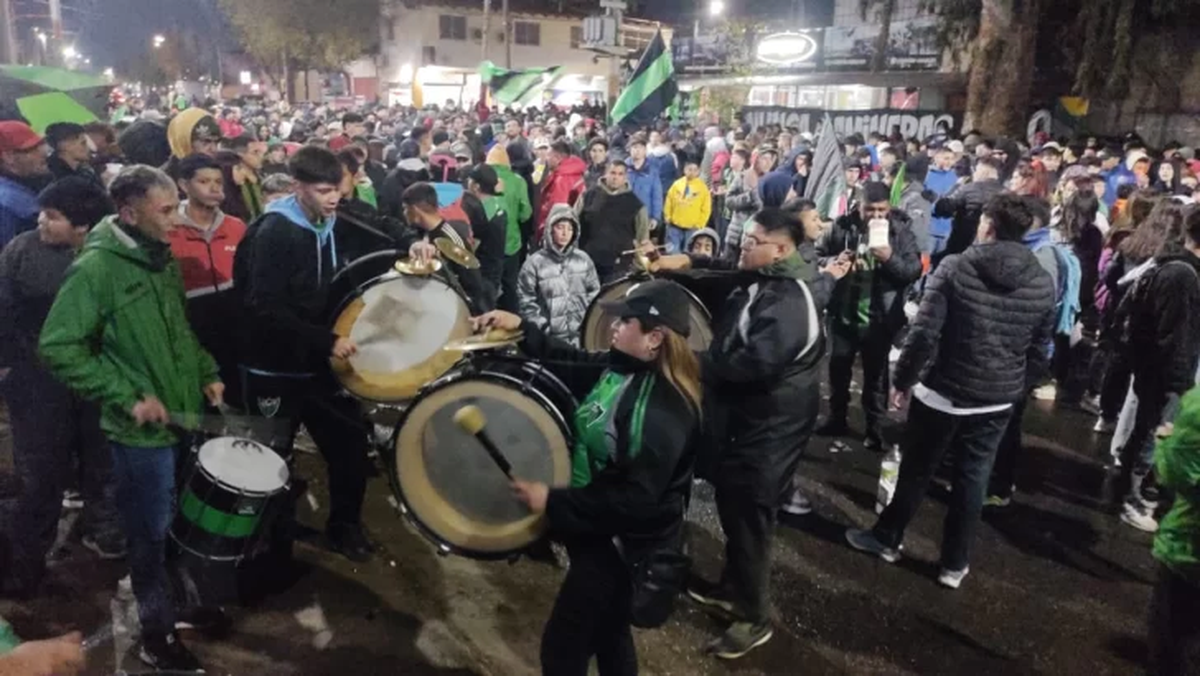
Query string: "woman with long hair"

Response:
xmin=474 ymin=279 xmax=701 ymax=676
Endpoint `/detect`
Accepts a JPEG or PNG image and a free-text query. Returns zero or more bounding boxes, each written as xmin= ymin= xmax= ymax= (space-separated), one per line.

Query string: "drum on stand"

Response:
xmin=580 ymin=274 xmax=714 ymax=352
xmin=329 ymin=250 xmax=473 ymax=403
xmin=171 ymin=437 xmax=290 ymax=563
xmin=390 ymin=356 xmax=575 ymax=559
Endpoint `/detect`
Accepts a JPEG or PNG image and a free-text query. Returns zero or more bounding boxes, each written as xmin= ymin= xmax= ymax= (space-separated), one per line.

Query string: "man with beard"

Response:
xmin=0 ymin=122 xmax=52 ymax=249
xmin=575 ymin=160 xmax=650 ymax=282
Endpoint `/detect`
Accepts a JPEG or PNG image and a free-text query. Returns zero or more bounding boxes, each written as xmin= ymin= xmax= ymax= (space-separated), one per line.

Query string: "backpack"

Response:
xmin=1042 ymin=242 xmax=1083 ymax=336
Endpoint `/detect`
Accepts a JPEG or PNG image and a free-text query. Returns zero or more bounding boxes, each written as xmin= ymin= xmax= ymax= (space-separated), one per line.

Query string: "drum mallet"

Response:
xmin=453 ymin=405 xmax=513 ymax=479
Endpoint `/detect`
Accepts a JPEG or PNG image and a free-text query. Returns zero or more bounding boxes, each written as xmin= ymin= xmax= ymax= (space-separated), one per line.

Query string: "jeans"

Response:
xmin=827 ymin=323 xmax=893 ymax=441
xmin=4 ymin=365 xmax=119 ymax=587
xmin=541 ymin=538 xmax=637 ymax=676
xmin=665 ymin=225 xmax=690 ymax=254
xmin=988 ymin=395 xmax=1029 ymax=500
xmin=110 ymin=443 xmax=178 ymax=636
xmin=874 ymin=397 xmax=1012 ymax=572
xmin=1149 ymin=563 xmax=1200 ymax=675
xmin=498 ymin=254 xmax=522 ymax=314
xmin=1118 ymin=379 xmax=1174 ymax=508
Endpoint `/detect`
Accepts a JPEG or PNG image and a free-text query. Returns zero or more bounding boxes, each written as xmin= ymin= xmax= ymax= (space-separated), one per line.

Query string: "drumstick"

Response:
xmin=621 ymin=244 xmax=666 ymax=255
xmin=452 ymin=405 xmax=513 ymax=479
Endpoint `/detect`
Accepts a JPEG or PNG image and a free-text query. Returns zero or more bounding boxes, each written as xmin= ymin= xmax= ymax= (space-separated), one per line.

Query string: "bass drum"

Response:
xmin=329 ymin=250 xmax=472 ymax=403
xmin=391 ymin=357 xmax=575 ymax=559
xmin=581 ymin=275 xmax=713 ymax=352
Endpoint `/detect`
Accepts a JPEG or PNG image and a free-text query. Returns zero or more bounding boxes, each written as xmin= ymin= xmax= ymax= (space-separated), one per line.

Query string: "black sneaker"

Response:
xmin=707 ymin=621 xmax=774 ymax=660
xmin=176 ymin=606 xmax=232 ymax=637
xmin=327 ymin=522 xmax=374 ymax=563
xmin=139 ymin=631 xmax=205 ymax=673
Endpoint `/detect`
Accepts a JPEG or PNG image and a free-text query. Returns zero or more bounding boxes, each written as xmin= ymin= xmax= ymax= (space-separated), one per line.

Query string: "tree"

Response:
xmin=923 ymin=0 xmax=1200 ymax=136
xmin=861 ymin=0 xmax=898 ymax=73
xmin=219 ymin=0 xmax=380 ymax=100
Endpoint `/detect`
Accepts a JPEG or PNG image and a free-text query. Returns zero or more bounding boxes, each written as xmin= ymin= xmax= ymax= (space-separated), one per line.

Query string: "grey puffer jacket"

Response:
xmin=518 ymin=204 xmax=601 ymax=347
xmin=723 ymin=169 xmax=760 ymax=258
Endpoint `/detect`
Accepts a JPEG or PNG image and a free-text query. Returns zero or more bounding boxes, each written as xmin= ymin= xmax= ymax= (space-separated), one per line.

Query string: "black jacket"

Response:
xmin=1124 ymin=250 xmax=1200 ymax=395
xmin=47 ymin=155 xmax=104 ymax=189
xmin=335 ymin=197 xmax=411 ymax=264
xmin=817 ymin=209 xmax=923 ymax=334
xmin=378 ymin=158 xmax=432 ymax=221
xmin=691 ymin=256 xmax=826 ymax=502
xmin=419 ymin=219 xmax=493 ymax=315
xmin=932 ymin=178 xmax=1005 ymax=267
xmin=461 ymin=192 xmax=506 ymax=303
xmin=894 ymin=240 xmax=1056 ymax=407
xmin=234 ymin=212 xmax=339 ymax=373
xmin=520 ymin=327 xmax=697 ymax=562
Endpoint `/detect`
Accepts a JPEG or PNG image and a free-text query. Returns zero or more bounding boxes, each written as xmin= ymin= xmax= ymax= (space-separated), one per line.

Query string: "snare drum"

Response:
xmin=580 ymin=274 xmax=714 ymax=352
xmin=171 ymin=437 xmax=290 ymax=563
xmin=329 ymin=251 xmax=473 ymax=402
xmin=391 ymin=357 xmax=576 ymax=559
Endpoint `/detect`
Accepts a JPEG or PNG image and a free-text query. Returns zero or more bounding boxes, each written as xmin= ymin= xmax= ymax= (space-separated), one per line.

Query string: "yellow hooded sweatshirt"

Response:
xmin=167 ymin=108 xmax=220 ymax=159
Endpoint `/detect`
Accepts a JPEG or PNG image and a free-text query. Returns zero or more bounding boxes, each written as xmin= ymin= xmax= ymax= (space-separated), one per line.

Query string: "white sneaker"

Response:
xmin=780 ymin=489 xmax=813 ymax=516
xmin=937 ymin=566 xmax=969 ymax=589
xmin=1033 ymin=384 xmax=1057 ymax=401
xmin=1121 ymin=503 xmax=1159 ymax=533
xmin=1093 ymin=418 xmax=1116 ymax=434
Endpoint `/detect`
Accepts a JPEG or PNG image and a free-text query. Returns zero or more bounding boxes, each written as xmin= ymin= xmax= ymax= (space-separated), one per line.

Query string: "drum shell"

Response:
xmin=329 ymin=252 xmax=473 ymax=402
xmin=580 ymin=273 xmax=714 ymax=352
xmin=391 ymin=357 xmax=576 ymax=559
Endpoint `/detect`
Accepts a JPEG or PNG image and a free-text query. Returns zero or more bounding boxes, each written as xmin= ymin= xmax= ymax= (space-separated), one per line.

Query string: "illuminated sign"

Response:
xmin=756 ymin=32 xmax=819 ymax=65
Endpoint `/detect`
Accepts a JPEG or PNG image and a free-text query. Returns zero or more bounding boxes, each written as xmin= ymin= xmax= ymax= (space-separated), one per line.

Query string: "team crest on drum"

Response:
xmin=256 ymin=397 xmax=282 ymax=418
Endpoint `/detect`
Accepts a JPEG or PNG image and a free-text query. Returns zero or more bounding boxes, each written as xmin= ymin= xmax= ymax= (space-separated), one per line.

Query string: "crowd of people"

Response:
xmin=0 ymin=91 xmax=1199 ymax=675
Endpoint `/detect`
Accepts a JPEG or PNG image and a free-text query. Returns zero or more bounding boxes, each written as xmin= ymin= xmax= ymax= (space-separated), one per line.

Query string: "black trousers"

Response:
xmin=241 ymin=369 xmax=371 ymax=527
xmin=828 ymin=323 xmax=892 ymax=441
xmin=874 ymin=398 xmax=1011 ymax=572
xmin=498 ymin=254 xmax=522 ymax=314
xmin=988 ymin=395 xmax=1029 ymax=499
xmin=714 ymin=485 xmax=776 ymax=624
xmin=541 ymin=538 xmax=637 ymax=676
xmin=1149 ymin=563 xmax=1200 ymax=675
xmin=3 ymin=365 xmax=119 ymax=587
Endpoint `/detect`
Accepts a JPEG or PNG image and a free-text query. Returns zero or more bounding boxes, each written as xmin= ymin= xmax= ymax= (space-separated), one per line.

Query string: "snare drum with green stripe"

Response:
xmin=170 ymin=437 xmax=289 ymax=562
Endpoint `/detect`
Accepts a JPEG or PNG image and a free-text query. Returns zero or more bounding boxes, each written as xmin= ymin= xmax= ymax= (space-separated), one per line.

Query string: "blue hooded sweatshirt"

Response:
xmin=0 ymin=175 xmax=39 ymax=250
xmin=626 ymin=156 xmax=664 ymax=222
xmin=266 ymin=194 xmax=338 ymax=279
xmin=924 ymin=167 xmax=959 ymax=248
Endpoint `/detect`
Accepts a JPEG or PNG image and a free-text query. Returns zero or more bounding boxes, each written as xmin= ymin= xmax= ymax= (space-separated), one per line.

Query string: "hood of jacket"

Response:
xmin=551 ymin=155 xmax=587 ymax=181
xmin=685 ymin=227 xmax=720 ymax=252
xmin=542 ymin=203 xmax=580 ymax=257
xmin=599 ymin=178 xmax=634 ymax=196
xmin=507 ymin=141 xmax=534 ymax=170
xmin=82 ymin=215 xmax=162 ymax=269
xmin=486 ymin=145 xmax=511 ymax=167
xmin=706 ymin=137 xmax=728 ymax=154
xmin=266 ymin=194 xmax=337 ymax=276
xmin=780 ymin=145 xmax=808 ymax=177
xmin=760 ymin=170 xmax=794 ymax=207
xmin=395 ymin=156 xmax=429 ymax=177
xmin=167 ymin=108 xmax=220 ymax=159
xmin=963 ymin=240 xmax=1046 ymax=293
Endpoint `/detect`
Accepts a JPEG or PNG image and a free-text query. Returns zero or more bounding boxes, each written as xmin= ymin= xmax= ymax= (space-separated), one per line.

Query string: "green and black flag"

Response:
xmin=479 ymin=61 xmax=561 ymax=107
xmin=610 ymin=30 xmax=677 ymax=129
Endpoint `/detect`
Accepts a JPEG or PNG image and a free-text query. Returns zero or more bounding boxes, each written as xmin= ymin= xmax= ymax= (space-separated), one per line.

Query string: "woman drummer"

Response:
xmin=475 ymin=279 xmax=701 ymax=676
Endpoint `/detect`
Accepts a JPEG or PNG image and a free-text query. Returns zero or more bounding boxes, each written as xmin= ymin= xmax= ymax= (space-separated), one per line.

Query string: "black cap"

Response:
xmin=467 ymin=164 xmax=501 ymax=195
xmin=600 ymin=279 xmax=692 ymax=338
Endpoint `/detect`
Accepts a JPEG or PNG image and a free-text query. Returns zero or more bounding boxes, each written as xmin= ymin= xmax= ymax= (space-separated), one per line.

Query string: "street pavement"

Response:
xmin=0 ymin=394 xmax=1158 ymax=676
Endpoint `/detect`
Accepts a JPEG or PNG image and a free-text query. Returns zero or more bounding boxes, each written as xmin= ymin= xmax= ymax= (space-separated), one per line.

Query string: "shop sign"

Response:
xmin=756 ymin=32 xmax=820 ymax=66
xmin=741 ymin=105 xmax=961 ymax=138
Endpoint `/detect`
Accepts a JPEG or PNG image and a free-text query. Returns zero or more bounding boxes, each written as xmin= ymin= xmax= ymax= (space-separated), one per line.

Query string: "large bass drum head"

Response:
xmin=395 ymin=376 xmax=571 ymax=557
xmin=331 ymin=274 xmax=472 ymax=402
xmin=581 ymin=277 xmax=713 ymax=352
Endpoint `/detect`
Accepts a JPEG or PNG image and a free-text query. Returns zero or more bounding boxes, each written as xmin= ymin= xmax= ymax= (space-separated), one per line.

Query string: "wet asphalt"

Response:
xmin=0 ymin=390 xmax=1159 ymax=675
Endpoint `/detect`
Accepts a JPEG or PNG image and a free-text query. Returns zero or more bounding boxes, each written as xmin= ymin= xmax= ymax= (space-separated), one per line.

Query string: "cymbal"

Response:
xmin=435 ymin=237 xmax=481 ymax=270
xmin=443 ymin=329 xmax=522 ymax=352
xmin=394 ymin=258 xmax=443 ymax=276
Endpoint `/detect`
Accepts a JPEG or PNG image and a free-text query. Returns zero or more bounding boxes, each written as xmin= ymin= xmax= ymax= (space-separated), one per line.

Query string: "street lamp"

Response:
xmin=153 ymin=34 xmax=166 ymax=49
xmin=62 ymin=46 xmax=77 ymax=59
xmin=709 ymin=0 xmax=726 ymax=16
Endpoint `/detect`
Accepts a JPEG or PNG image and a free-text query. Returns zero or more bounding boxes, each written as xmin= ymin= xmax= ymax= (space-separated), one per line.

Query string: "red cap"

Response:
xmin=0 ymin=121 xmax=44 ymax=153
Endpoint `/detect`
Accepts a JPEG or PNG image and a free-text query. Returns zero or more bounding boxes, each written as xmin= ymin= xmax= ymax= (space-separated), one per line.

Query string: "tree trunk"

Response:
xmin=281 ymin=49 xmax=292 ymax=105
xmin=869 ymin=0 xmax=896 ymax=74
xmin=964 ymin=0 xmax=1041 ymax=137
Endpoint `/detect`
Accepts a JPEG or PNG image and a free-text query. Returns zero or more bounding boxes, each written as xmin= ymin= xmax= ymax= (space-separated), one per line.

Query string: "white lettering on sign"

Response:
xmin=756 ymin=33 xmax=820 ymax=65
xmin=742 ymin=107 xmax=959 ymax=138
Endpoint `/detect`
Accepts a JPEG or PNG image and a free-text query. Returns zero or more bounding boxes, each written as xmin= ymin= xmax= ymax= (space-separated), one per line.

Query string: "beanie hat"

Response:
xmin=38 ymin=176 xmax=116 ymax=229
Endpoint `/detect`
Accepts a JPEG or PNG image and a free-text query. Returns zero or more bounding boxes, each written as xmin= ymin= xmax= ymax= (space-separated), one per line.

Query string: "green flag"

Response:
xmin=479 ymin=61 xmax=561 ymax=106
xmin=610 ymin=30 xmax=677 ymax=129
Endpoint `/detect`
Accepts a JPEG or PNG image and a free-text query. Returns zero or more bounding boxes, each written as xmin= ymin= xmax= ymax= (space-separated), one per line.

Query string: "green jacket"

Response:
xmin=491 ymin=163 xmax=532 ymax=256
xmin=39 ymin=217 xmax=218 ymax=448
xmin=1155 ymin=387 xmax=1200 ymax=582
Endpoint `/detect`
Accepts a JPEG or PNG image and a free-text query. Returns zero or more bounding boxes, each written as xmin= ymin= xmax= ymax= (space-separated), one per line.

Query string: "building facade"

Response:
xmin=347 ymin=0 xmax=667 ymax=108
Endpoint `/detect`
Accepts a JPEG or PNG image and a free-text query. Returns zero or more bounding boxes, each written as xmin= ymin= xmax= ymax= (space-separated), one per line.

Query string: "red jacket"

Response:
xmin=535 ymin=155 xmax=587 ymax=241
xmin=218 ymin=118 xmax=245 ymax=139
